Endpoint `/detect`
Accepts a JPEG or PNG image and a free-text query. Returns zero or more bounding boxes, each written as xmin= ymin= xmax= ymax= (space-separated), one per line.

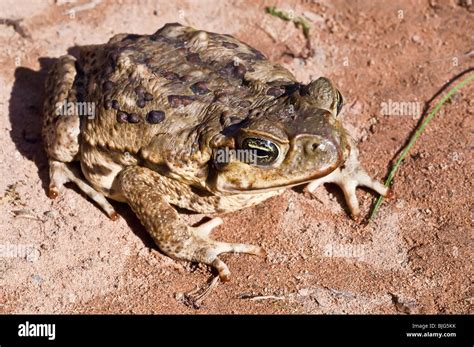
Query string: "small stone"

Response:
xmin=43 ymin=210 xmax=59 ymax=219
xmin=302 ymin=11 xmax=324 ymax=23
xmin=31 ymin=274 xmax=42 ymax=285
xmin=411 ymin=35 xmax=423 ymax=44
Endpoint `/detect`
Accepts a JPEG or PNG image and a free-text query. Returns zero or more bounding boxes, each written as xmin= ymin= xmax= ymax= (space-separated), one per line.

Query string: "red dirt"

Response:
xmin=0 ymin=0 xmax=472 ymax=313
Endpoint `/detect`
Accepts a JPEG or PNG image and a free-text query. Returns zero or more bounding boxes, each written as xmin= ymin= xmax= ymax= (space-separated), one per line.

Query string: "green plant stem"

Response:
xmin=369 ymin=73 xmax=474 ymax=221
xmin=265 ymin=6 xmax=311 ymax=39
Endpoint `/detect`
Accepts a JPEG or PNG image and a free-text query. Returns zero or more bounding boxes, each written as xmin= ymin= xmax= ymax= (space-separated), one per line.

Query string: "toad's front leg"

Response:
xmin=306 ymin=139 xmax=389 ymax=218
xmin=118 ymin=166 xmax=265 ymax=281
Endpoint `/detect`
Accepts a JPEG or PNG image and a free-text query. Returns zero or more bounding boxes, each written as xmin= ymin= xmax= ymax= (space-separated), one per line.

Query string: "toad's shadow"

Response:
xmin=9 ymin=58 xmax=54 ymax=192
xmin=9 ymin=56 xmax=155 ymax=249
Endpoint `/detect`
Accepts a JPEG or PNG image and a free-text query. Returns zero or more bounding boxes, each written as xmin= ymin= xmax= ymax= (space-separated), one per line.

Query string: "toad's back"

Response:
xmin=42 ymin=23 xmax=390 ymax=285
xmin=76 ymin=23 xmax=296 ymax=156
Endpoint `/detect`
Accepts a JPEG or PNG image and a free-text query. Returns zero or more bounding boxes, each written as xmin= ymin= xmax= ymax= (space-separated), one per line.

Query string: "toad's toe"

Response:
xmin=306 ymin=146 xmax=388 ymax=218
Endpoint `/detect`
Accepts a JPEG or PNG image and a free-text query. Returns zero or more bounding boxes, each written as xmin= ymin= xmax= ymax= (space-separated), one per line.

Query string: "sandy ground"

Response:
xmin=0 ymin=0 xmax=472 ymax=314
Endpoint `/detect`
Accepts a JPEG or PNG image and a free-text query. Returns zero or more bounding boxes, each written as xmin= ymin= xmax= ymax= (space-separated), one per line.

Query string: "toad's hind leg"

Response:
xmin=49 ymin=160 xmax=118 ymax=220
xmin=42 ymin=55 xmax=117 ymax=220
xmin=118 ymin=166 xmax=266 ymax=281
xmin=42 ymin=55 xmax=80 ymax=164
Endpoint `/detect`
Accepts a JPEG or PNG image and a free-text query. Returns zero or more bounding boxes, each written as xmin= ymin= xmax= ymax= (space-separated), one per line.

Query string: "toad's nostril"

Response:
xmin=304 ymin=139 xmax=331 ymax=155
xmin=304 ymin=140 xmax=321 ymax=154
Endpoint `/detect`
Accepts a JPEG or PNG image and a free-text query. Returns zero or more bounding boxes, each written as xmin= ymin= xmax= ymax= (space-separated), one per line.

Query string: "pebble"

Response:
xmin=411 ymin=35 xmax=423 ymax=44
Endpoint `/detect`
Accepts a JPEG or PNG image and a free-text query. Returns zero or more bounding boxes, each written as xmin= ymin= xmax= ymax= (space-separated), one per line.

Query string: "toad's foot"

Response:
xmin=119 ymin=166 xmax=266 ymax=282
xmin=305 ymin=146 xmax=388 ymax=218
xmin=48 ymin=160 xmax=118 ymax=220
xmin=188 ymin=217 xmax=266 ymax=281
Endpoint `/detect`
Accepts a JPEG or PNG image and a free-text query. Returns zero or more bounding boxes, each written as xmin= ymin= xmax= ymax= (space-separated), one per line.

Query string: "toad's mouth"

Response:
xmin=209 ymin=133 xmax=346 ymax=193
xmin=209 ymin=157 xmax=343 ymax=194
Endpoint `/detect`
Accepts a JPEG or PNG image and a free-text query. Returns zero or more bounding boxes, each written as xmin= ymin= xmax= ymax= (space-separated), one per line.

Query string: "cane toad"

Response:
xmin=43 ymin=23 xmax=388 ymax=281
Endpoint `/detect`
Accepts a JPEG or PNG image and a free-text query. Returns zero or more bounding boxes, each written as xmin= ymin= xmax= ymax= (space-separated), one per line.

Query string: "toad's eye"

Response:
xmin=241 ymin=137 xmax=279 ymax=166
xmin=336 ymin=89 xmax=344 ymax=115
